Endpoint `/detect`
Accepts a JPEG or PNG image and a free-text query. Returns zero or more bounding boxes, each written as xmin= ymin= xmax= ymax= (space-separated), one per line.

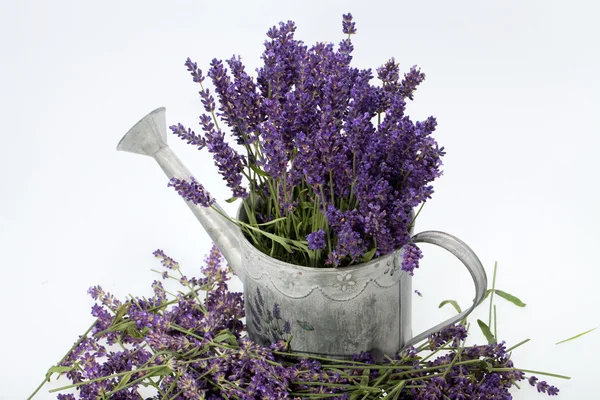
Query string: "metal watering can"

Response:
xmin=118 ymin=107 xmax=488 ymax=360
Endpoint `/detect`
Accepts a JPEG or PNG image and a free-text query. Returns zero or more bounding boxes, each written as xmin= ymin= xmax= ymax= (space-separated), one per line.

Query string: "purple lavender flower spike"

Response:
xmin=400 ymin=65 xmax=426 ymax=100
xmin=306 ymin=229 xmax=326 ymax=250
xmin=259 ymin=100 xmax=289 ymax=180
xmin=377 ymin=58 xmax=400 ymax=88
xmin=547 ymin=386 xmax=560 ymax=395
xmin=184 ymin=57 xmax=205 ymax=84
xmin=178 ymin=372 xmax=203 ymax=399
xmin=529 ymin=377 xmax=560 ymax=396
xmin=202 ymin=243 xmax=224 ymax=279
xmin=152 ymin=249 xmax=179 ymax=269
xmin=87 ymin=285 xmax=104 ymax=301
xmin=529 ymin=376 xmax=539 ymax=386
xmin=342 ymin=13 xmax=357 ymax=35
xmin=168 ymin=176 xmax=215 ymax=207
xmin=199 ymin=114 xmax=248 ymax=199
xmin=208 ymin=58 xmax=260 ymax=146
xmin=169 ymin=123 xmax=206 ymax=149
xmin=428 ymin=323 xmax=467 ymax=350
xmin=401 ymin=242 xmax=423 ymax=275
xmin=226 ymin=55 xmax=262 ymax=141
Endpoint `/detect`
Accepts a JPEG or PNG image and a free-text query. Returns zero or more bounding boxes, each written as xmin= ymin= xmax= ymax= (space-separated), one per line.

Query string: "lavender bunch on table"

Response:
xmin=169 ymin=14 xmax=444 ymax=269
xmin=32 ymin=246 xmax=561 ymax=400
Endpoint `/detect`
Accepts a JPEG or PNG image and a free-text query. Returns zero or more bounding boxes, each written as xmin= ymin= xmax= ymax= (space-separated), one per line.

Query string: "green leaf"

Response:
xmin=149 ymin=366 xmax=173 ymax=377
xmin=249 ymin=164 xmax=271 ymax=177
xmin=290 ymin=240 xmax=309 ymax=253
xmin=360 ymin=368 xmax=370 ymax=386
xmin=114 ymin=303 xmax=130 ymax=321
xmin=493 ymin=290 xmax=526 ymax=307
xmin=555 ymin=328 xmax=597 ymax=345
xmin=360 ymin=247 xmax=377 ymax=263
xmin=224 ymin=197 xmax=238 ymax=203
xmin=478 ymin=360 xmax=493 ymax=373
xmin=482 ymin=289 xmax=493 ymax=301
xmin=113 ymin=372 xmax=132 ymax=391
xmin=506 ymin=338 xmax=531 ymax=352
xmin=387 ymin=380 xmax=406 ymax=400
xmin=439 ymin=299 xmax=462 ymax=314
xmin=47 ymin=365 xmax=75 ymax=374
xmin=300 ymin=201 xmax=316 ymax=210
xmin=477 ymin=319 xmax=496 ymax=344
xmin=241 ymin=223 xmax=293 ymax=252
xmin=297 ymin=320 xmax=315 ymax=331
xmin=106 ymin=319 xmax=136 ymax=333
xmin=126 ymin=328 xmax=144 ymax=339
xmin=249 ymin=217 xmax=289 ymax=227
xmin=213 ymin=331 xmax=235 ymax=344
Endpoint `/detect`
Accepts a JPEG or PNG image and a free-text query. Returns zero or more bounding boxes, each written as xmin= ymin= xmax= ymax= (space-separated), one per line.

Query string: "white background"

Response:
xmin=1 ymin=1 xmax=599 ymax=399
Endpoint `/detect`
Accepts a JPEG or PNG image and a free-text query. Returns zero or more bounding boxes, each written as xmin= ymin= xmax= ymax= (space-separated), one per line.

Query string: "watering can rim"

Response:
xmin=233 ymin=200 xmax=416 ymax=274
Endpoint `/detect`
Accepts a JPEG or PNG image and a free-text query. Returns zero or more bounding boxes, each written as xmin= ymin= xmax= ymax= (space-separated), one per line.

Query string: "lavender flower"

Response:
xmin=400 ymin=65 xmax=427 ymax=100
xmin=87 ymin=285 xmax=104 ymax=301
xmin=259 ymin=99 xmax=290 ymax=180
xmin=306 ymin=229 xmax=326 ymax=250
xmin=152 ymin=248 xmax=180 ymax=269
xmin=167 ymin=176 xmax=215 ymax=207
xmin=178 ymin=372 xmax=203 ymax=399
xmin=168 ymin=14 xmax=448 ymax=269
xmin=342 ymin=13 xmax=357 ymax=35
xmin=184 ymin=57 xmax=218 ymax=115
xmin=377 ymin=58 xmax=400 ymax=88
xmin=169 ymin=123 xmax=206 ymax=149
xmin=529 ymin=376 xmax=560 ymax=396
xmin=41 ymin=245 xmax=559 ymax=400
xmin=401 ymin=242 xmax=423 ymax=275
xmin=428 ymin=323 xmax=467 ymax=350
xmin=198 ymin=114 xmax=248 ymax=199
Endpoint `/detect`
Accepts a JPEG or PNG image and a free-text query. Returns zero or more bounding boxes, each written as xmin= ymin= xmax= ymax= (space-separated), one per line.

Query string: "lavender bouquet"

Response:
xmin=30 ymin=246 xmax=566 ymax=399
xmin=169 ymin=14 xmax=443 ymax=270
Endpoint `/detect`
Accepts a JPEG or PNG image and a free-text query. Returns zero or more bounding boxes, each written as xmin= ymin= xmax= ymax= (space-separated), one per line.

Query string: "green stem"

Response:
xmin=492 ymin=368 xmax=571 ymax=380
xmin=408 ymin=203 xmax=425 ymax=231
xmin=28 ymin=321 xmax=97 ymax=400
xmin=48 ymin=363 xmax=172 ymax=393
xmin=488 ymin=261 xmax=498 ymax=328
xmin=506 ymin=338 xmax=531 ymax=353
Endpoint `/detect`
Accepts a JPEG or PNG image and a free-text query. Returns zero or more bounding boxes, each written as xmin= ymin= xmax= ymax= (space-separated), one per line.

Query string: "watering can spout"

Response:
xmin=117 ymin=107 xmax=244 ymax=279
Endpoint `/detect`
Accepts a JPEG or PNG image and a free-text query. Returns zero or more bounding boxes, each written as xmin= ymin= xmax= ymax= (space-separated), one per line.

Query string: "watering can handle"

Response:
xmin=403 ymin=230 xmax=488 ymax=348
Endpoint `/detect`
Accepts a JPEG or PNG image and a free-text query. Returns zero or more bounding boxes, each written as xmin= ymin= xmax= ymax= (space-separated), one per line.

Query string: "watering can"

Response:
xmin=118 ymin=107 xmax=488 ymax=360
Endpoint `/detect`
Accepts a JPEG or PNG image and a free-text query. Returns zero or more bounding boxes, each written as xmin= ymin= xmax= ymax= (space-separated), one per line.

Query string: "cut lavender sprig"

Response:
xmin=33 ymin=246 xmax=565 ymax=400
xmin=167 ymin=14 xmax=445 ymax=269
xmin=167 ymin=176 xmax=215 ymax=207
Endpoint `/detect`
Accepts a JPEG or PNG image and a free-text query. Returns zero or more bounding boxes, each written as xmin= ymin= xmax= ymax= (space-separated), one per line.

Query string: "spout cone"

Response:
xmin=118 ymin=107 xmax=244 ymax=280
xmin=117 ymin=107 xmax=167 ymax=156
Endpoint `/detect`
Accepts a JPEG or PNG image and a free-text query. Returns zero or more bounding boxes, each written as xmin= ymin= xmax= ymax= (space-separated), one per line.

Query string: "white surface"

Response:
xmin=1 ymin=1 xmax=598 ymax=399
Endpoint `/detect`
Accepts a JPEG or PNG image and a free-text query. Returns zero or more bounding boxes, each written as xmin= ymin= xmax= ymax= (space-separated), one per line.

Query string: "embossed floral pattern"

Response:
xmin=383 ymin=259 xmax=393 ymax=275
xmin=279 ymin=270 xmax=302 ymax=289
xmin=333 ymin=272 xmax=357 ymax=291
